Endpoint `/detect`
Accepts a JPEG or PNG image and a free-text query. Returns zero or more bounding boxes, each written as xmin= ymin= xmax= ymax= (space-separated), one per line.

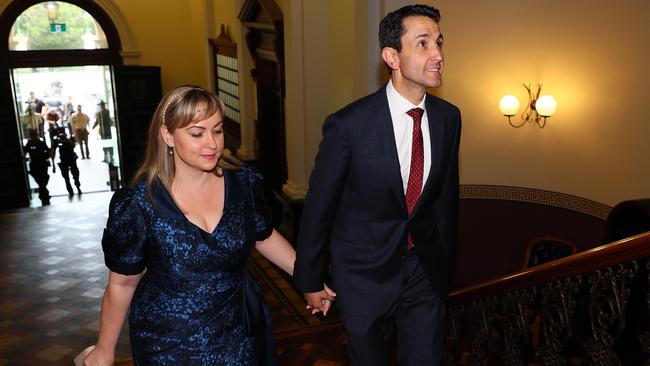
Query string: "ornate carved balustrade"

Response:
xmin=446 ymin=231 xmax=650 ymax=365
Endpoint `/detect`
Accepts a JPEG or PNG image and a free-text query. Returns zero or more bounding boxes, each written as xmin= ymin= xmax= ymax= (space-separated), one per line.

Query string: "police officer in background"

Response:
xmin=23 ymin=128 xmax=51 ymax=205
xmin=51 ymin=128 xmax=82 ymax=198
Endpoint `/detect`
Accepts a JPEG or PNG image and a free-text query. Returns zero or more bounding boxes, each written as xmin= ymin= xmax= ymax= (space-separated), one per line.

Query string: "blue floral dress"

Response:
xmin=102 ymin=166 xmax=276 ymax=365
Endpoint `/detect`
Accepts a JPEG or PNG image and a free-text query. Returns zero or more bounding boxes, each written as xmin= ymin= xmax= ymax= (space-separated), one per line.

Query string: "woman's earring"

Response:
xmin=168 ymin=146 xmax=174 ymax=155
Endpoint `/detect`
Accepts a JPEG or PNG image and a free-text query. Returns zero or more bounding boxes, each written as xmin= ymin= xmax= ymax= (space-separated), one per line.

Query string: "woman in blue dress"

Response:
xmin=79 ymin=86 xmax=335 ymax=365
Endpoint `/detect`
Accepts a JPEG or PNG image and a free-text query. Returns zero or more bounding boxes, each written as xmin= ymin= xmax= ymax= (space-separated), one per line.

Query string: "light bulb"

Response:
xmin=499 ymin=95 xmax=520 ymax=116
xmin=535 ymin=95 xmax=557 ymax=117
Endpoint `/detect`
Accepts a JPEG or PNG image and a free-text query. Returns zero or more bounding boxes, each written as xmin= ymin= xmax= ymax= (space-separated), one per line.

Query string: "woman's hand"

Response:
xmin=74 ymin=345 xmax=114 ymax=366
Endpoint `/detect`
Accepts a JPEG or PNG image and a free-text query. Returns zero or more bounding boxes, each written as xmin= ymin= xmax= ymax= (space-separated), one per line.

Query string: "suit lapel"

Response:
xmin=370 ymin=89 xmax=407 ymax=211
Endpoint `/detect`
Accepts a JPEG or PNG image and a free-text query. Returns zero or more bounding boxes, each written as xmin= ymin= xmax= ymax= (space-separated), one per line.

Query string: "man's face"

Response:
xmin=394 ymin=16 xmax=444 ymax=90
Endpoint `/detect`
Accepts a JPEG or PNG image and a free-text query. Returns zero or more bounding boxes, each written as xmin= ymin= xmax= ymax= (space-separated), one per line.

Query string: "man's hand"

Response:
xmin=304 ymin=284 xmax=337 ymax=316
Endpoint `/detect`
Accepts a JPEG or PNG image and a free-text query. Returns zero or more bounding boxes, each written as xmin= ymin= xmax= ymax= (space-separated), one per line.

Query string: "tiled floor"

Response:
xmin=0 ymin=192 xmax=131 ymax=365
xmin=0 ymin=191 xmax=350 ymax=365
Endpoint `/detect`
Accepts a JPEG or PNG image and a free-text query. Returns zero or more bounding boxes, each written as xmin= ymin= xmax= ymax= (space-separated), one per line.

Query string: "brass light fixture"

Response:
xmin=46 ymin=2 xmax=59 ymax=23
xmin=499 ymin=84 xmax=557 ymax=128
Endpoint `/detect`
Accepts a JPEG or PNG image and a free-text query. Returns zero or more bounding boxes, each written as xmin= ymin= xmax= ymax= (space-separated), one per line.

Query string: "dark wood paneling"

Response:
xmin=254 ymin=57 xmax=287 ymax=191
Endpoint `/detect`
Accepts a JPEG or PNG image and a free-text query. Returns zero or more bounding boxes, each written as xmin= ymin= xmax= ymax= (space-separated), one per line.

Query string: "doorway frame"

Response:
xmin=0 ymin=0 xmax=123 ymax=209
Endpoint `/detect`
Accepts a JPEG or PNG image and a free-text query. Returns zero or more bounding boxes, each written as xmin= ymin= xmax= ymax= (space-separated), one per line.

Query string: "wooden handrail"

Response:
xmin=449 ymin=231 xmax=650 ymax=304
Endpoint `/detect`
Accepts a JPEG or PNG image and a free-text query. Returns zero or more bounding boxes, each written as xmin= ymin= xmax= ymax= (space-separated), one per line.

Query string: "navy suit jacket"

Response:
xmin=294 ymin=86 xmax=461 ymax=318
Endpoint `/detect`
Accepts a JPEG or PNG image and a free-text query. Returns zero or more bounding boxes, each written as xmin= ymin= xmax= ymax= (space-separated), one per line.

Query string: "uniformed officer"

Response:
xmin=51 ymin=128 xmax=82 ymax=198
xmin=23 ymin=129 xmax=51 ymax=205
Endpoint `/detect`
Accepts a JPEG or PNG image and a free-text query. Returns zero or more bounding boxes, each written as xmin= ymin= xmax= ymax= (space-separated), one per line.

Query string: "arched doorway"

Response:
xmin=0 ymin=0 xmax=120 ymax=208
xmin=0 ymin=0 xmax=161 ymax=209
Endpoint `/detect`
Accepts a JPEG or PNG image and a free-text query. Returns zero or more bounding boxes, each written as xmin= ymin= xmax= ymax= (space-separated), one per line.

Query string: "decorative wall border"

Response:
xmin=460 ymin=185 xmax=612 ymax=220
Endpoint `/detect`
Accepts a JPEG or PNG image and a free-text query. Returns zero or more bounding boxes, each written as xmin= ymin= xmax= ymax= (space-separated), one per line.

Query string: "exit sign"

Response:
xmin=50 ymin=23 xmax=67 ymax=33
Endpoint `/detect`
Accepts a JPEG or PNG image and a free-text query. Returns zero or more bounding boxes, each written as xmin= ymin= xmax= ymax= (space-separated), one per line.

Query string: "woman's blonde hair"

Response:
xmin=131 ymin=85 xmax=238 ymax=193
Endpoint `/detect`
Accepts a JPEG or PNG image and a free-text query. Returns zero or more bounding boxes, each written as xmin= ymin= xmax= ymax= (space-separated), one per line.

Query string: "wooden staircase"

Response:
xmin=445 ymin=231 xmax=650 ymax=365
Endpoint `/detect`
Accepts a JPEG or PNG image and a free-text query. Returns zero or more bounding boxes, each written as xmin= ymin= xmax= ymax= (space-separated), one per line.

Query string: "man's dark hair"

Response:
xmin=379 ymin=4 xmax=441 ymax=52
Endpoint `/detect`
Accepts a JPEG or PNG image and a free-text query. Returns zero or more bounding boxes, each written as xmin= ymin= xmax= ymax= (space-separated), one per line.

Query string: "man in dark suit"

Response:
xmin=293 ymin=4 xmax=461 ymax=365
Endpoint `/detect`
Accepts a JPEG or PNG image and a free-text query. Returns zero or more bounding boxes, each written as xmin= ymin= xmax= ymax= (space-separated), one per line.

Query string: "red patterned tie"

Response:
xmin=405 ymin=108 xmax=424 ymax=252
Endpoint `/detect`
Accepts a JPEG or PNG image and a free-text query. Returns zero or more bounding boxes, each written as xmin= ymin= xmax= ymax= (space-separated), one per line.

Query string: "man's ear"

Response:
xmin=160 ymin=125 xmax=174 ymax=147
xmin=381 ymin=47 xmax=400 ymax=71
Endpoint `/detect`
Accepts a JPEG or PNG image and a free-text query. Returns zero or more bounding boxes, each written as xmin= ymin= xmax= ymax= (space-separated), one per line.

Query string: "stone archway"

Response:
xmin=87 ymin=0 xmax=140 ymax=64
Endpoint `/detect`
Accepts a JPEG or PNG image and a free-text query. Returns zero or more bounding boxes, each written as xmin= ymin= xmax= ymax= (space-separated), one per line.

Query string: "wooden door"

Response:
xmin=0 ymin=70 xmax=29 ymax=209
xmin=112 ymin=66 xmax=162 ymax=185
xmin=254 ymin=57 xmax=287 ymax=192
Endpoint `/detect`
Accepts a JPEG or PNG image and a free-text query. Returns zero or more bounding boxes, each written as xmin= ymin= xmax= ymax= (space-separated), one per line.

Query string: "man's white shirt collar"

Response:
xmin=385 ymin=79 xmax=431 ymax=194
xmin=386 ymin=79 xmax=426 ymax=117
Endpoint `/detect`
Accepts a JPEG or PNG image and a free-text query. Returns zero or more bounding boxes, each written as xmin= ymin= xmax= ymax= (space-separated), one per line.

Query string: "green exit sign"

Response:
xmin=50 ymin=23 xmax=67 ymax=33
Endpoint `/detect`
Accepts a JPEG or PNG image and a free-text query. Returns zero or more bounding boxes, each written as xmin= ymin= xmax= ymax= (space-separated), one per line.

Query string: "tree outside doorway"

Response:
xmin=10 ymin=1 xmax=108 ymax=51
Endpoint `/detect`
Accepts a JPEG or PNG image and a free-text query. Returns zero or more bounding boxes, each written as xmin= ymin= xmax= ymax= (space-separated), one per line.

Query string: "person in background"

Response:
xmin=24 ymin=92 xmax=45 ymax=138
xmin=62 ymin=95 xmax=75 ymax=137
xmin=78 ymin=86 xmax=334 ymax=366
xmin=93 ymin=101 xmax=115 ymax=163
xmin=71 ymin=104 xmax=91 ymax=159
xmin=293 ymin=4 xmax=461 ymax=365
xmin=44 ymin=104 xmax=62 ymax=144
xmin=51 ymin=128 xmax=82 ymax=198
xmin=23 ymin=128 xmax=51 ymax=206
xmin=43 ymin=89 xmax=62 ymax=111
xmin=43 ymin=105 xmax=62 ymax=172
xmin=39 ymin=91 xmax=51 ymax=138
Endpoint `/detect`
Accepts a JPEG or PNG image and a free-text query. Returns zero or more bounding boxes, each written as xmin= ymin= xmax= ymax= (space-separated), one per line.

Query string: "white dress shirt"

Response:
xmin=385 ymin=79 xmax=431 ymax=194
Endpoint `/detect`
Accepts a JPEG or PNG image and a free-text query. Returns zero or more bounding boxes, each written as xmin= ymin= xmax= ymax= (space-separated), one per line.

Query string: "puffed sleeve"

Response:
xmin=101 ymin=188 xmax=147 ymax=275
xmin=245 ymin=167 xmax=273 ymax=241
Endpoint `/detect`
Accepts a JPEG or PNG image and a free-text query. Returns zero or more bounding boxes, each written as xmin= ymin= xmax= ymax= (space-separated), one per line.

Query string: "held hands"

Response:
xmin=304 ymin=283 xmax=337 ymax=317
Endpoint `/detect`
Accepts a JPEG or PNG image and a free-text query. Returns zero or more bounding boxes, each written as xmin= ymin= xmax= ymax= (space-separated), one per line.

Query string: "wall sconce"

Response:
xmin=499 ymin=84 xmax=557 ymax=128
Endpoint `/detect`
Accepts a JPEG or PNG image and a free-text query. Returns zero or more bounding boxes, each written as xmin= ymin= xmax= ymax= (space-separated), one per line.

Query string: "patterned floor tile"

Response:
xmin=0 ymin=334 xmax=22 ymax=350
xmin=37 ymin=309 xmax=71 ymax=321
xmin=35 ymin=344 xmax=74 ymax=362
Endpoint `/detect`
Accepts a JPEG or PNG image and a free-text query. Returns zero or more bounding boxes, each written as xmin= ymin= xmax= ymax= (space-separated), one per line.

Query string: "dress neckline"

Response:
xmin=150 ymin=171 xmax=230 ymax=235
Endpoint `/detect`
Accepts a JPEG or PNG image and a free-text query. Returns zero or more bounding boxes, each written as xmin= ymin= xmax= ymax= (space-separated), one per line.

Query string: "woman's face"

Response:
xmin=163 ymin=111 xmax=224 ymax=173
